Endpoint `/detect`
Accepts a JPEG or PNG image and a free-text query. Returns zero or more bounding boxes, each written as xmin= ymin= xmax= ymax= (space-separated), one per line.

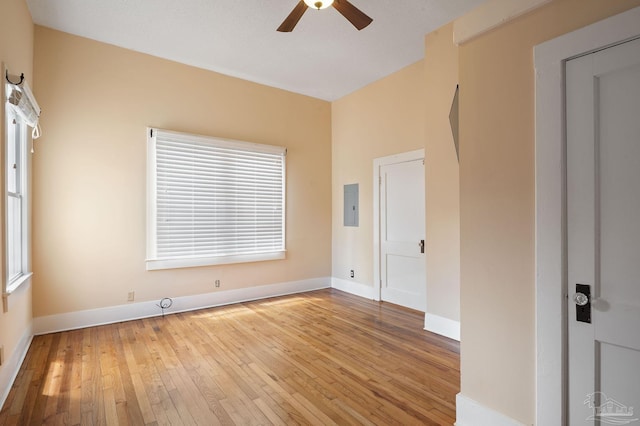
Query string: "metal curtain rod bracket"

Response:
xmin=5 ymin=70 xmax=25 ymax=85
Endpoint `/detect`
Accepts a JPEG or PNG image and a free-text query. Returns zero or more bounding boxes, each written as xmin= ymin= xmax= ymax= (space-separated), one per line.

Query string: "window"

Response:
xmin=4 ymin=96 xmax=31 ymax=292
xmin=4 ymin=73 xmax=39 ymax=297
xmin=146 ymin=128 xmax=286 ymax=270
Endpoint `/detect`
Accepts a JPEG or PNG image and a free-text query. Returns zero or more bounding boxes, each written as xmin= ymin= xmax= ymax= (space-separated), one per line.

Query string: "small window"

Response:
xmin=146 ymin=128 xmax=286 ymax=270
xmin=5 ymin=103 xmax=30 ymax=291
xmin=4 ymin=74 xmax=39 ymax=296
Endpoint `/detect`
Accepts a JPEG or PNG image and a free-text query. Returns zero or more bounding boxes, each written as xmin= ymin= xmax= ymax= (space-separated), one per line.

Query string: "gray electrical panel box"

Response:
xmin=344 ymin=184 xmax=359 ymax=227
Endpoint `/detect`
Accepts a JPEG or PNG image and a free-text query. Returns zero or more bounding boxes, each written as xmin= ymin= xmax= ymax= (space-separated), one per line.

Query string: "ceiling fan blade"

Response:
xmin=277 ymin=1 xmax=308 ymax=32
xmin=332 ymin=0 xmax=372 ymax=30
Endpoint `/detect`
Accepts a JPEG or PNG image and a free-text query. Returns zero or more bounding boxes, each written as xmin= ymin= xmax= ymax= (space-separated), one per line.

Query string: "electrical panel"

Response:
xmin=344 ymin=184 xmax=359 ymax=227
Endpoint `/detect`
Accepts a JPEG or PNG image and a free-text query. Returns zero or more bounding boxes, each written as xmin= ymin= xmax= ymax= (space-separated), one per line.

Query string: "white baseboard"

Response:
xmin=332 ymin=280 xmax=462 ymax=343
xmin=331 ymin=277 xmax=377 ymax=300
xmin=455 ymin=393 xmax=526 ymax=426
xmin=0 ymin=325 xmax=33 ymax=410
xmin=424 ymin=313 xmax=461 ymax=341
xmin=33 ymin=277 xmax=331 ymax=335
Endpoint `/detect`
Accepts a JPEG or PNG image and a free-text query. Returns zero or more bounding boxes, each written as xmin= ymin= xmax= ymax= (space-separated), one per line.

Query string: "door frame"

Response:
xmin=534 ymin=7 xmax=640 ymax=425
xmin=373 ymin=149 xmax=425 ymax=303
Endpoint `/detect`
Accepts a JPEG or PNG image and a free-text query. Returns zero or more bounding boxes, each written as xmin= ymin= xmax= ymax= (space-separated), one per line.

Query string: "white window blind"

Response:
xmin=6 ymin=73 xmax=41 ymax=141
xmin=147 ymin=128 xmax=286 ymax=270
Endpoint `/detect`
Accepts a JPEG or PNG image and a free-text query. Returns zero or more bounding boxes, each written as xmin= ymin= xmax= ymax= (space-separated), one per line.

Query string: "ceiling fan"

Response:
xmin=277 ymin=0 xmax=373 ymax=32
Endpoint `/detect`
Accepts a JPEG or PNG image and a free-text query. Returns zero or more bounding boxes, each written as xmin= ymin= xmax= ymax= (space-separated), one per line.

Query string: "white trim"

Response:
xmin=146 ymin=251 xmax=286 ymax=271
xmin=455 ymin=394 xmax=525 ymax=426
xmin=4 ymin=98 xmax=32 ymax=302
xmin=372 ymin=149 xmax=425 ymax=302
xmin=453 ymin=0 xmax=552 ymax=45
xmin=331 ymin=277 xmax=376 ymax=300
xmin=5 ymin=272 xmax=32 ymax=295
xmin=2 ymin=272 xmax=31 ymax=313
xmin=534 ymin=6 xmax=640 ymax=426
xmin=424 ymin=313 xmax=460 ymax=341
xmin=150 ymin=128 xmax=286 ymax=156
xmin=0 ymin=325 xmax=33 ymax=410
xmin=146 ymin=127 xmax=157 ymax=264
xmin=33 ymin=277 xmax=330 ymax=335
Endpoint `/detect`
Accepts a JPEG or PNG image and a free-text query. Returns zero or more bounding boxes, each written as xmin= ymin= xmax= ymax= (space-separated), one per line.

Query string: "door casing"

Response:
xmin=534 ymin=6 xmax=640 ymax=425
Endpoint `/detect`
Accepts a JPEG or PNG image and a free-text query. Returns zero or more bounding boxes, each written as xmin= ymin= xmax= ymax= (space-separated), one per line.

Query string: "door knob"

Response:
xmin=573 ymin=292 xmax=589 ymax=306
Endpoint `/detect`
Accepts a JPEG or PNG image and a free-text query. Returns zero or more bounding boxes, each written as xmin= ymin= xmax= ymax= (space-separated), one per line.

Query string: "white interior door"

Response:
xmin=567 ymin=38 xmax=640 ymax=425
xmin=379 ymin=158 xmax=426 ymax=312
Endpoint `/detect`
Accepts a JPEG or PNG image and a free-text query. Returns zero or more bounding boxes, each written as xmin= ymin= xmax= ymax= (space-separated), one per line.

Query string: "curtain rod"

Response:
xmin=5 ymin=70 xmax=25 ymax=86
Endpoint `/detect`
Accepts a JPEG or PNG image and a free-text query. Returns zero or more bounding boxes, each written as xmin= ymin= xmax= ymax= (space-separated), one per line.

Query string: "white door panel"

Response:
xmin=567 ymin=38 xmax=640 ymax=425
xmin=379 ymin=159 xmax=425 ymax=312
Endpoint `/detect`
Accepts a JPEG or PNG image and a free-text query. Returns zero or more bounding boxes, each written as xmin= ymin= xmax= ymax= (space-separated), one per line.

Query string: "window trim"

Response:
xmin=6 ymin=272 xmax=33 ymax=295
xmin=146 ymin=128 xmax=287 ymax=271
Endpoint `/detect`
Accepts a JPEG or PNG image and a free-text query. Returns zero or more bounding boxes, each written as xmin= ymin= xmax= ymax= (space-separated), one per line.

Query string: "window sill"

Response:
xmin=6 ymin=272 xmax=33 ymax=295
xmin=146 ymin=251 xmax=286 ymax=271
xmin=3 ymin=272 xmax=32 ymax=313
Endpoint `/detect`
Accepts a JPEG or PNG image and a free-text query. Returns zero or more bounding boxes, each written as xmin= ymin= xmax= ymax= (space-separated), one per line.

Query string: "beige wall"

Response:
xmin=458 ymin=0 xmax=640 ymax=423
xmin=331 ymin=61 xmax=425 ymax=288
xmin=32 ymin=27 xmax=332 ymax=317
xmin=13 ymin=2 xmax=640 ymax=422
xmin=0 ymin=0 xmax=34 ymax=385
xmin=332 ymin=45 xmax=461 ymax=327
xmin=424 ymin=23 xmax=460 ymax=322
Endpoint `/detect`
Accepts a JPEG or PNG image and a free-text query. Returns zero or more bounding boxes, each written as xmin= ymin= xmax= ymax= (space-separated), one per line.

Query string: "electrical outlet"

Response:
xmin=0 ymin=345 xmax=4 ymax=366
xmin=350 ymin=270 xmax=354 ymax=278
xmin=127 ymin=291 xmax=135 ymax=302
xmin=215 ymin=280 xmax=221 ymax=288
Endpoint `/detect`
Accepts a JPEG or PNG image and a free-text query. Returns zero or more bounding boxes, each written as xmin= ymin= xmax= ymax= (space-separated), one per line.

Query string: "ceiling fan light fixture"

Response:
xmin=304 ymin=0 xmax=334 ymax=10
xmin=278 ymin=0 xmax=371 ymax=32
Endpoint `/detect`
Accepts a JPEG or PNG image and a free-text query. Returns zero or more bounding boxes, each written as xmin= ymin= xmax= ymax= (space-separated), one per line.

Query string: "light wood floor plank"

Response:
xmin=1 ymin=289 xmax=460 ymax=425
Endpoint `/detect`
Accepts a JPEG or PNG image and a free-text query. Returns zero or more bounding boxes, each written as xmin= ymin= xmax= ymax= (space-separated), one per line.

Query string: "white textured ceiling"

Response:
xmin=26 ymin=0 xmax=486 ymax=101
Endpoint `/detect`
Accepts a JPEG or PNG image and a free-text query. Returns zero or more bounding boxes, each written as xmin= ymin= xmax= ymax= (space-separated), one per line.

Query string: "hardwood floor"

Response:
xmin=0 ymin=289 xmax=460 ymax=425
